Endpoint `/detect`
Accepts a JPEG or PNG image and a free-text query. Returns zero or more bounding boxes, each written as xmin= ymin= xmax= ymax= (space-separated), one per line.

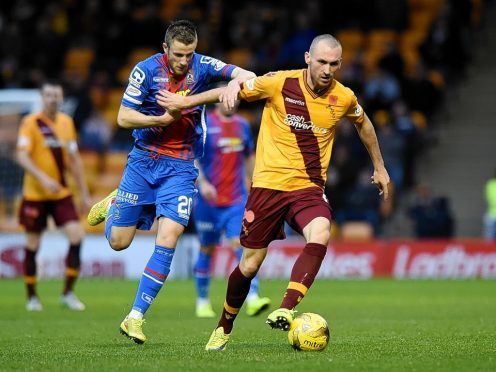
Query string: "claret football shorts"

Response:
xmin=240 ymin=186 xmax=332 ymax=248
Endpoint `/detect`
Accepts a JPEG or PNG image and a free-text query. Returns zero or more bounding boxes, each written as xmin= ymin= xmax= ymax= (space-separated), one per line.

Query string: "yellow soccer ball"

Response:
xmin=287 ymin=312 xmax=330 ymax=351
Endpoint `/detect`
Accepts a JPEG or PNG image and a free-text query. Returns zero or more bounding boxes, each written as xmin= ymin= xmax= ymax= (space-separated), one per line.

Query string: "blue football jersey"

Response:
xmin=199 ymin=110 xmax=254 ymax=206
xmin=121 ymin=53 xmax=237 ymax=160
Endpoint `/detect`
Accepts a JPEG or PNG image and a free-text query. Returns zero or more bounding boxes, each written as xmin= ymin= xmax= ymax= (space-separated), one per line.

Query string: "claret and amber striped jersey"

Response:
xmin=16 ymin=112 xmax=77 ymax=201
xmin=239 ymin=69 xmax=365 ymax=191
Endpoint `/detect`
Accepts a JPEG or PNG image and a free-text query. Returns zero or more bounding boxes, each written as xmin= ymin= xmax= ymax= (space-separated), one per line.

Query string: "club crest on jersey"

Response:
xmin=329 ymin=95 xmax=338 ymax=105
xmin=186 ymin=72 xmax=195 ymax=84
xmin=326 ymin=104 xmax=337 ymax=120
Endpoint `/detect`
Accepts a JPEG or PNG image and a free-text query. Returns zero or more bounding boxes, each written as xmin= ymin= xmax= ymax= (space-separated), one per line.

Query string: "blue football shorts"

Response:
xmin=193 ymin=192 xmax=247 ymax=246
xmin=113 ymin=146 xmax=198 ymax=229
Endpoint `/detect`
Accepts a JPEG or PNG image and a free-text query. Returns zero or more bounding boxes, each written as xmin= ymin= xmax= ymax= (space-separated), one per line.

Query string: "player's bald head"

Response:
xmin=309 ymin=34 xmax=341 ymax=54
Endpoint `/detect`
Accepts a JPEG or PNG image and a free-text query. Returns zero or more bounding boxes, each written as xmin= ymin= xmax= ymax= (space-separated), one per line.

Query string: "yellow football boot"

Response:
xmin=205 ymin=327 xmax=230 ymax=351
xmin=87 ymin=189 xmax=117 ymax=226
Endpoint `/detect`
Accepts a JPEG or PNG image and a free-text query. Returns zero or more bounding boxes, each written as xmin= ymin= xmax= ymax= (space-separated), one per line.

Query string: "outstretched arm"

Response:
xmin=355 ymin=113 xmax=391 ymax=200
xmin=156 ymin=88 xmax=225 ymax=112
xmin=117 ymin=105 xmax=181 ymax=129
xmin=221 ymin=67 xmax=257 ymax=110
xmin=156 ymin=67 xmax=256 ymax=112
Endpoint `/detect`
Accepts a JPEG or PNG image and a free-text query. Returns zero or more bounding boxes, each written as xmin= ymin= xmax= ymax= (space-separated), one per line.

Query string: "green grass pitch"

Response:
xmin=1 ymin=278 xmax=495 ymax=371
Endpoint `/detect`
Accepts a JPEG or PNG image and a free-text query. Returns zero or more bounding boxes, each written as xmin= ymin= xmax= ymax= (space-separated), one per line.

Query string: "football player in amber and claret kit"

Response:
xmin=157 ymin=34 xmax=390 ymax=351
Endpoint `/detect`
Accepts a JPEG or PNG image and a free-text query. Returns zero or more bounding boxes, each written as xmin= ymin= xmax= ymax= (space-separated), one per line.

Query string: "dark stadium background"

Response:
xmin=1 ymin=0 xmax=494 ymax=239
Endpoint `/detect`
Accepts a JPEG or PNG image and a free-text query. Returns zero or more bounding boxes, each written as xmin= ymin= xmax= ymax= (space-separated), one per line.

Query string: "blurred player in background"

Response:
xmin=158 ymin=34 xmax=390 ymax=351
xmin=16 ymin=82 xmax=90 ymax=311
xmin=484 ymin=169 xmax=496 ymax=240
xmin=193 ymin=101 xmax=270 ymax=318
xmin=86 ymin=20 xmax=255 ymax=344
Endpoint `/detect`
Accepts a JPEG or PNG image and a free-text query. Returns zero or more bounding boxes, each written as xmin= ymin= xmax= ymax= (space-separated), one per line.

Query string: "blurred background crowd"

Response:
xmin=0 ymin=0 xmax=493 ymax=239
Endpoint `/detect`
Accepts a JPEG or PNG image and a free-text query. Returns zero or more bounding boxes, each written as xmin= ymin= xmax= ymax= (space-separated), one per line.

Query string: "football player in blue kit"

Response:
xmin=193 ymin=101 xmax=270 ymax=318
xmin=87 ymin=20 xmax=255 ymax=344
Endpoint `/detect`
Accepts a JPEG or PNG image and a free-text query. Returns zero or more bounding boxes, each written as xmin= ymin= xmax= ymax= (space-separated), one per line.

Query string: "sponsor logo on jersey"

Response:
xmin=44 ymin=138 xmax=62 ymax=148
xmin=217 ymin=137 xmax=244 ymax=153
xmin=197 ymin=221 xmax=214 ymax=231
xmin=284 ymin=96 xmax=305 ymax=106
xmin=284 ymin=114 xmax=329 ymax=134
xmin=125 ymin=85 xmax=141 ymax=97
xmin=200 ymin=56 xmax=227 ymax=71
xmin=129 ymin=66 xmax=146 ymax=87
xmin=153 ymin=76 xmax=169 ymax=83
xmin=175 ymin=89 xmax=191 ymax=97
xmin=214 ymin=60 xmax=226 ymax=71
xmin=117 ymin=190 xmax=139 ymax=205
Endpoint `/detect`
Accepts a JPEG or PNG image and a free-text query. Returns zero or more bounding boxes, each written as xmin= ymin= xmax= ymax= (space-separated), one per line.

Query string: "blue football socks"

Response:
xmin=132 ymin=245 xmax=175 ymax=314
xmin=194 ymin=250 xmax=212 ymax=299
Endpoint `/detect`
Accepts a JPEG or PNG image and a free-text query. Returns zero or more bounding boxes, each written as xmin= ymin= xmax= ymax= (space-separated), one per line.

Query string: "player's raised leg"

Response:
xmin=87 ymin=189 xmax=117 ymax=226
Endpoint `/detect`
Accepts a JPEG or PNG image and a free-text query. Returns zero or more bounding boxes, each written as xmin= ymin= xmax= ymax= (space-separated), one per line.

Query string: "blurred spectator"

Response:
xmin=420 ymin=0 xmax=472 ymax=79
xmin=334 ymin=168 xmax=382 ymax=235
xmin=79 ymin=109 xmax=113 ymax=154
xmin=391 ymin=101 xmax=427 ymax=188
xmin=0 ymin=0 xmax=484 ymax=237
xmin=484 ymin=170 xmax=496 ymax=240
xmin=408 ymin=185 xmax=455 ymax=238
xmin=276 ymin=12 xmax=319 ymax=68
xmin=363 ymin=68 xmax=401 ymax=111
xmin=0 ymin=152 xmax=23 ymax=218
xmin=378 ymin=42 xmax=405 ymax=85
xmin=402 ymin=62 xmax=442 ymax=118
xmin=374 ymin=111 xmax=406 ymax=191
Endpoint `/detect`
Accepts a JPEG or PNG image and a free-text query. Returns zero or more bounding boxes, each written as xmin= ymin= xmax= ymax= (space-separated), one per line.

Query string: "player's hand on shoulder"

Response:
xmin=220 ymin=80 xmax=241 ymax=111
xmin=156 ymin=89 xmax=186 ymax=111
